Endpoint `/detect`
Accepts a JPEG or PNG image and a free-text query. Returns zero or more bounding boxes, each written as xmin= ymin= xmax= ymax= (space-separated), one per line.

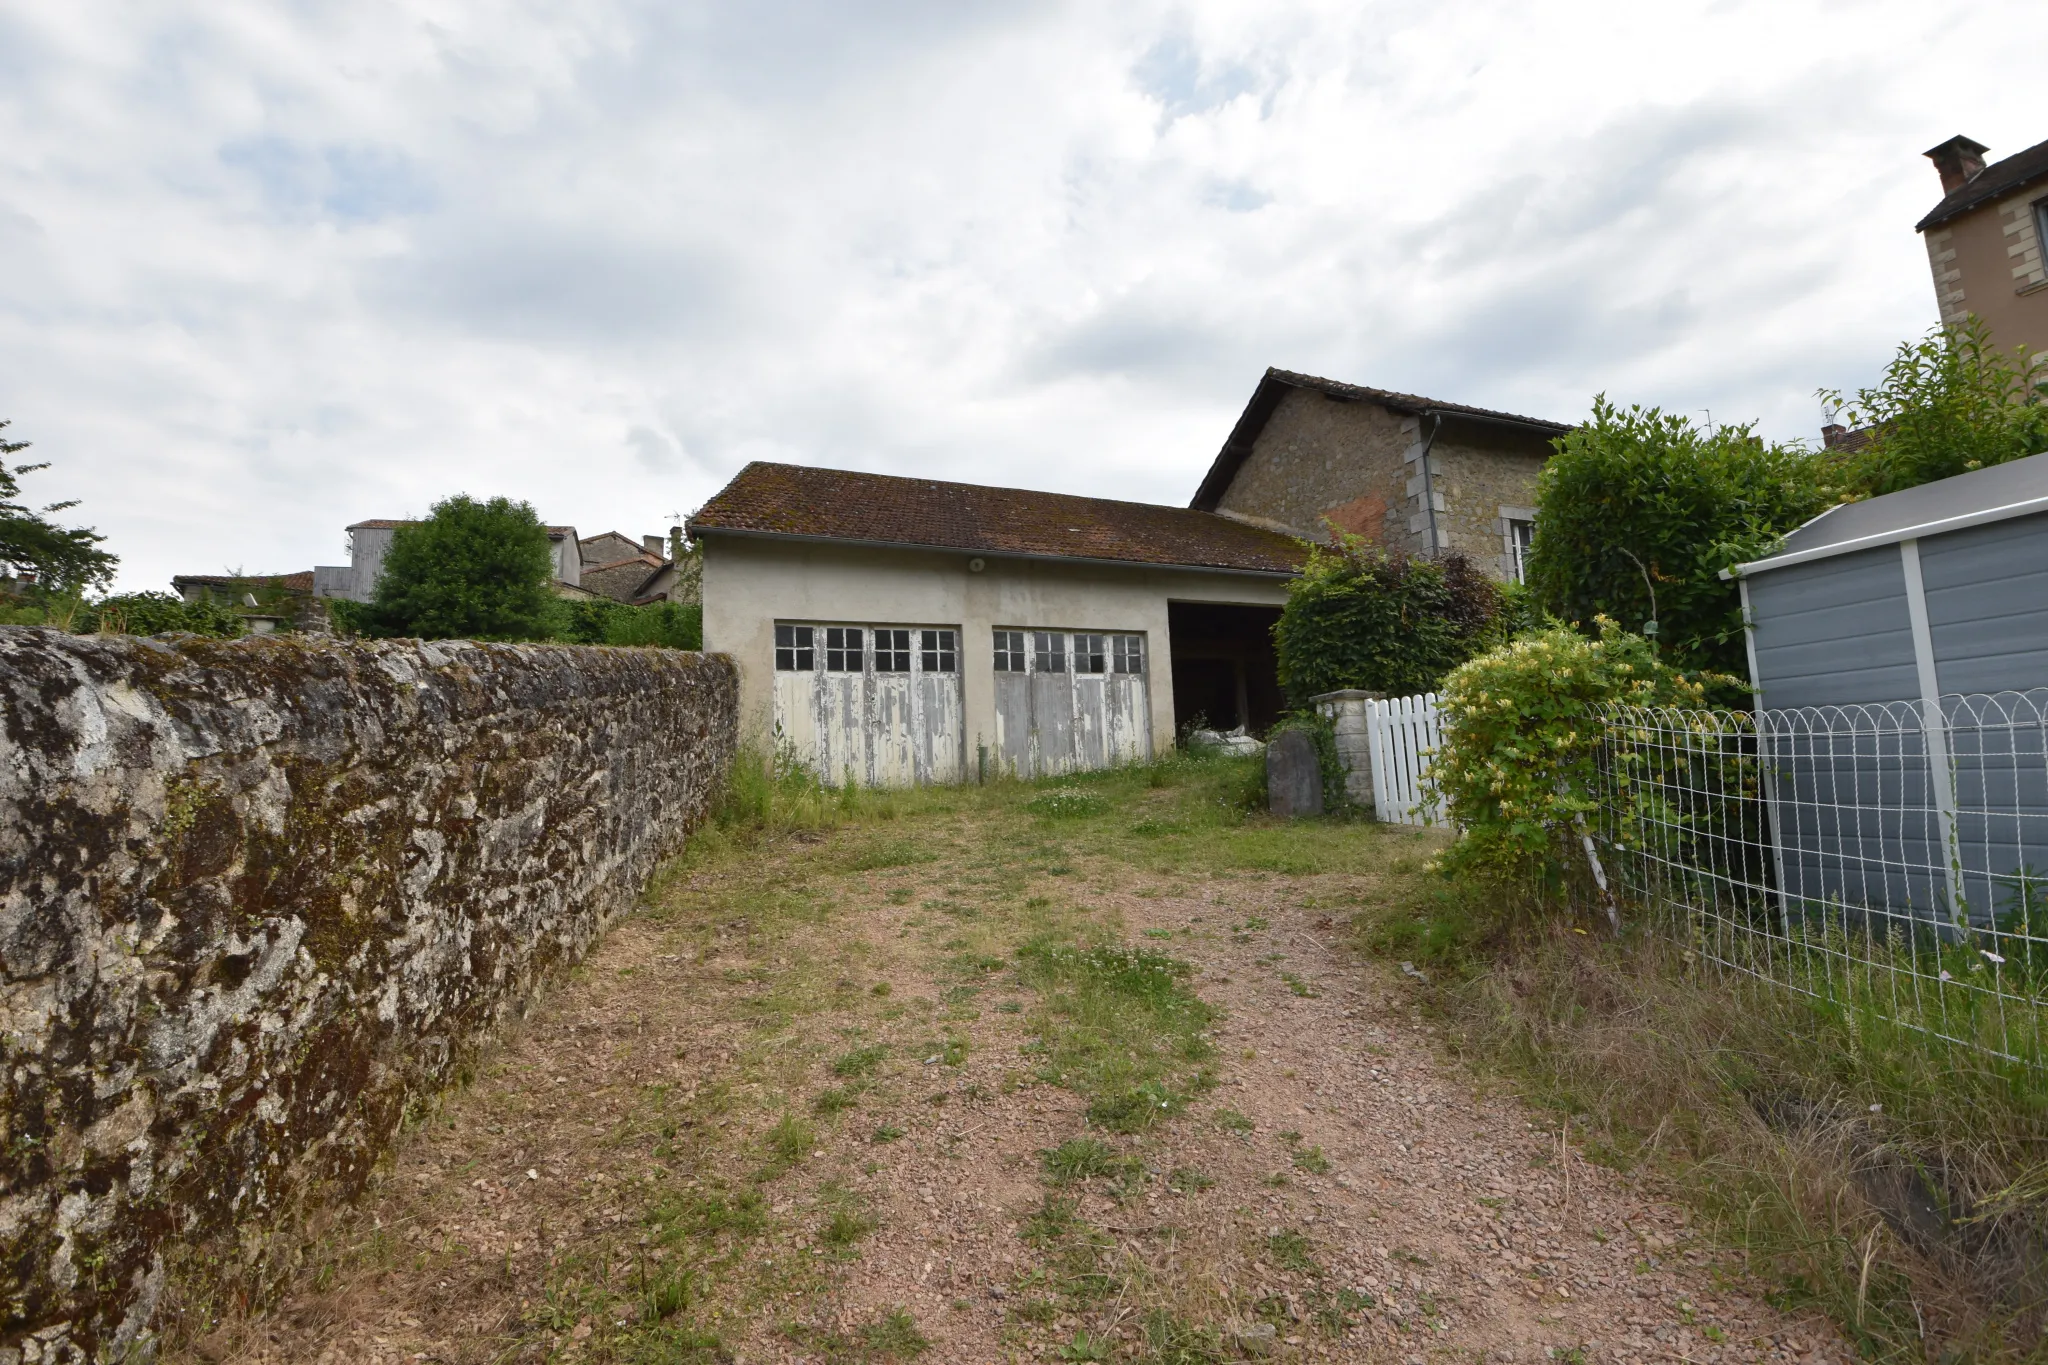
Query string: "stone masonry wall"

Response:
xmin=0 ymin=631 xmax=738 ymax=1362
xmin=1215 ymin=388 xmax=1551 ymax=579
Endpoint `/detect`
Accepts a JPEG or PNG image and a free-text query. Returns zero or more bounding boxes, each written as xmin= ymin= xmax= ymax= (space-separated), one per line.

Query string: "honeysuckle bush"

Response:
xmin=1431 ymin=619 xmax=1740 ymax=891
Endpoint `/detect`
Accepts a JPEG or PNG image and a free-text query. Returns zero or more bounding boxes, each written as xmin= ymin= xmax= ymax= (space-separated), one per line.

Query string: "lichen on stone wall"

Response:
xmin=0 ymin=630 xmax=737 ymax=1362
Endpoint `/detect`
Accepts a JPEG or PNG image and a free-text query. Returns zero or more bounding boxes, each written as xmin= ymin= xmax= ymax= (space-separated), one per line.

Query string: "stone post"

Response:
xmin=1266 ymin=728 xmax=1323 ymax=818
xmin=1312 ymin=689 xmax=1381 ymax=813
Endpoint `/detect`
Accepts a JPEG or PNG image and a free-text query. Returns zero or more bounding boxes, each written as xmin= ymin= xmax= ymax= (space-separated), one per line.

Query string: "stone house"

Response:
xmin=577 ymin=529 xmax=700 ymax=606
xmin=1919 ymin=133 xmax=2048 ymax=360
xmin=1189 ymin=368 xmax=1571 ymax=583
xmin=313 ymin=519 xmax=589 ymax=603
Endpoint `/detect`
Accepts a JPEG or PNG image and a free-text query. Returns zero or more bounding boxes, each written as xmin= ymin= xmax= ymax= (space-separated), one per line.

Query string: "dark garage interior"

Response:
xmin=1166 ymin=601 xmax=1285 ymax=738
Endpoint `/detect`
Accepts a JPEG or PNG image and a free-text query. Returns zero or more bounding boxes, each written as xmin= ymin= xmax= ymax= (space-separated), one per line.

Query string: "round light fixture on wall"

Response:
xmin=967 ymin=557 xmax=986 ymax=573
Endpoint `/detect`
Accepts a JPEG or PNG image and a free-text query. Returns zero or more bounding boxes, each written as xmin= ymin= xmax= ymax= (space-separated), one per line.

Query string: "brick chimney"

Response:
xmin=1924 ymin=135 xmax=1990 ymax=195
xmin=1821 ymin=423 xmax=1847 ymax=450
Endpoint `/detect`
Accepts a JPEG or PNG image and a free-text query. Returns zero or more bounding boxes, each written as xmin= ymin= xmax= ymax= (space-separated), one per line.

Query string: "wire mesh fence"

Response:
xmin=1595 ymin=692 xmax=2048 ymax=1068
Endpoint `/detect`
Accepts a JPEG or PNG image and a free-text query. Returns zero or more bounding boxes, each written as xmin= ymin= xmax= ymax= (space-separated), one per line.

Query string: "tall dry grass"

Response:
xmin=1363 ymin=873 xmax=2048 ymax=1362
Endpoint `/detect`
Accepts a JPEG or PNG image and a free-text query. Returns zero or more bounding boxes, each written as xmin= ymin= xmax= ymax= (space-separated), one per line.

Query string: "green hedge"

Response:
xmin=1273 ymin=541 xmax=1499 ymax=705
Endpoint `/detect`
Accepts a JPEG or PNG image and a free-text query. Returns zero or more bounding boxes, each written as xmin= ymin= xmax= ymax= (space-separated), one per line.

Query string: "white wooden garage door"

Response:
xmin=992 ymin=629 xmax=1151 ymax=778
xmin=773 ymin=623 xmax=964 ymax=787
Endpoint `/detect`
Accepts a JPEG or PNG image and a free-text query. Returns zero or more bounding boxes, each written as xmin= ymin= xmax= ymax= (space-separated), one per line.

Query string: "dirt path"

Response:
xmin=193 ymin=777 xmax=1838 ymax=1365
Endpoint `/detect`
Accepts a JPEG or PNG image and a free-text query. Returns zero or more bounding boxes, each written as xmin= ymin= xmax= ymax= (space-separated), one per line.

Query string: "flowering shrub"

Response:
xmin=1430 ymin=620 xmax=1733 ymax=886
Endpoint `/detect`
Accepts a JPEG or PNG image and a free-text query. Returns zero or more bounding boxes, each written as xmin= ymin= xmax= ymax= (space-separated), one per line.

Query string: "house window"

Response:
xmin=1508 ymin=519 xmax=1535 ymax=583
xmin=2035 ymin=198 xmax=2048 ymax=281
xmin=1112 ymin=635 xmax=1144 ymax=674
xmin=826 ymin=626 xmax=864 ymax=672
xmin=775 ymin=624 xmax=814 ymax=671
xmin=921 ymin=629 xmax=957 ymax=673
xmin=1033 ymin=631 xmax=1066 ymax=673
xmin=993 ymin=630 xmax=1026 ymax=672
xmin=1074 ymin=634 xmax=1107 ymax=674
xmin=874 ymin=628 xmax=911 ymax=673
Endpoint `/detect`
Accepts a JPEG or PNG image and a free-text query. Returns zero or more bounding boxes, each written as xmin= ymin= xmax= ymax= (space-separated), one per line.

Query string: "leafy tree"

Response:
xmin=1525 ymin=398 xmax=1830 ymax=676
xmin=0 ymin=420 xmax=118 ymax=592
xmin=364 ymin=495 xmax=558 ymax=641
xmin=1821 ymin=317 xmax=2048 ymax=497
xmin=1273 ymin=540 xmax=1500 ymax=704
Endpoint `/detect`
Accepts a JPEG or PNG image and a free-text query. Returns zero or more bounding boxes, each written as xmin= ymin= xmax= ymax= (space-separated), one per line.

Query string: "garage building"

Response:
xmin=689 ymin=463 xmax=1306 ymax=785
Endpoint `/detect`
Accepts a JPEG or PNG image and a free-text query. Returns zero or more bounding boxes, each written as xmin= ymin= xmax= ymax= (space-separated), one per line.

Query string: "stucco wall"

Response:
xmin=1213 ymin=389 xmax=1551 ymax=579
xmin=698 ymin=535 xmax=1292 ymax=761
xmin=1927 ymin=193 xmax=2048 ymax=359
xmin=0 ymin=631 xmax=737 ymax=1362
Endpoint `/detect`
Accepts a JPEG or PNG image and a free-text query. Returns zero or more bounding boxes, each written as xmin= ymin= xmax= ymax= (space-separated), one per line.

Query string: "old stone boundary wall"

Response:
xmin=0 ymin=630 xmax=738 ymax=1362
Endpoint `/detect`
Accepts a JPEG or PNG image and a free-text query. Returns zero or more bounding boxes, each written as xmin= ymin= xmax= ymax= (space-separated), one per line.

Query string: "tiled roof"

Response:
xmin=1917 ymin=135 xmax=2048 ymax=231
xmin=171 ymin=571 xmax=315 ymax=593
xmin=580 ymin=555 xmax=668 ymax=604
xmin=1190 ymin=367 xmax=1571 ymax=511
xmin=688 ymin=463 xmax=1307 ymax=575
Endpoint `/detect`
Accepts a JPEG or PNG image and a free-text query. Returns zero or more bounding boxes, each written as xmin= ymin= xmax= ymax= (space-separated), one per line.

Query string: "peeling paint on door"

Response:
xmin=774 ymin=623 xmax=963 ymax=786
xmin=991 ymin=628 xmax=1150 ymax=778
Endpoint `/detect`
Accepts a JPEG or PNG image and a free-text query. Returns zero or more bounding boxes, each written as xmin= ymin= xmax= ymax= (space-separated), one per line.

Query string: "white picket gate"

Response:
xmin=1367 ymin=692 xmax=1445 ymax=826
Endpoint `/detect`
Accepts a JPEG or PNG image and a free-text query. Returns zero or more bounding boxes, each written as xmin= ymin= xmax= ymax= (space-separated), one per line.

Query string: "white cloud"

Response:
xmin=0 ymin=0 xmax=2035 ymax=589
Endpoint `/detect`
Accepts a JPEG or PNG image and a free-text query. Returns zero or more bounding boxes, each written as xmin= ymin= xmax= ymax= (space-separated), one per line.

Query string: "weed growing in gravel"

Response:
xmin=640 ymin=1323 xmax=730 ymax=1361
xmin=820 ymin=1206 xmax=877 ymax=1254
xmin=649 ymin=1186 xmax=768 ymax=1247
xmin=1139 ymin=1310 xmax=1227 ymax=1364
xmin=1291 ymin=1145 xmax=1332 ymax=1174
xmin=755 ymin=1113 xmax=814 ymax=1181
xmin=789 ymin=1306 xmax=930 ymax=1362
xmin=1279 ymin=971 xmax=1317 ymax=997
xmin=1041 ymin=1138 xmax=1139 ymax=1186
xmin=1265 ymin=1229 xmax=1319 ymax=1274
xmin=812 ymin=1086 xmax=860 ymax=1117
xmin=869 ymin=1124 xmax=904 ymax=1144
xmin=642 ymin=1266 xmax=700 ymax=1321
xmin=1056 ymin=1328 xmax=1116 ymax=1361
xmin=1167 ymin=1166 xmax=1215 ymax=1193
xmin=832 ymin=1044 xmax=889 ymax=1077
xmin=1212 ymin=1108 xmax=1255 ymax=1135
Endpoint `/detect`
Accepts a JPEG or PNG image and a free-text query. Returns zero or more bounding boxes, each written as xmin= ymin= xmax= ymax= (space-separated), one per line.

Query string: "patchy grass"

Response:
xmin=162 ymin=746 xmax=1428 ymax=1363
xmin=1015 ymin=940 xmax=1217 ymax=1131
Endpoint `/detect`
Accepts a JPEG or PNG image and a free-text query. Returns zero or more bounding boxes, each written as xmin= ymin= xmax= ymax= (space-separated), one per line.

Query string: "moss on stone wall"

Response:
xmin=0 ymin=630 xmax=737 ymax=1362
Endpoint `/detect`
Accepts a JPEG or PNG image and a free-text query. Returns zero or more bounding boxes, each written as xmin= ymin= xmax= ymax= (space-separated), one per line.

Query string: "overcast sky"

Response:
xmin=0 ymin=1 xmax=2039 ymax=591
